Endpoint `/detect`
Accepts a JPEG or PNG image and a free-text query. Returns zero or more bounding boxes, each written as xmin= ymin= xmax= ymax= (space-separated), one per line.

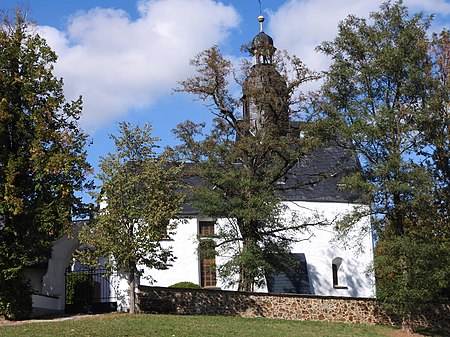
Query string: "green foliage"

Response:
xmin=0 ymin=8 xmax=92 ymax=318
xmin=0 ymin=275 xmax=32 ymax=320
xmin=375 ymin=235 xmax=449 ymax=314
xmin=65 ymin=272 xmax=94 ymax=306
xmin=316 ymin=0 xmax=433 ymax=234
xmin=168 ymin=282 xmax=202 ymax=289
xmin=316 ymin=0 xmax=450 ymax=329
xmin=419 ymin=29 xmax=450 ymax=240
xmin=76 ymin=122 xmax=184 ymax=313
xmin=198 ymin=239 xmax=216 ymax=260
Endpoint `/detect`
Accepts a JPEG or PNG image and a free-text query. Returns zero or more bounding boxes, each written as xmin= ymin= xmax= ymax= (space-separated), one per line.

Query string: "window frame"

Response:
xmin=198 ymin=219 xmax=217 ymax=288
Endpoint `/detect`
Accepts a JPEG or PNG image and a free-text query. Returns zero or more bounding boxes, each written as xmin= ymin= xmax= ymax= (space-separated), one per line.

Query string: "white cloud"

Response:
xmin=34 ymin=0 xmax=448 ymax=134
xmin=38 ymin=0 xmax=239 ymax=134
xmin=267 ymin=0 xmax=376 ymax=74
xmin=406 ymin=0 xmax=450 ymax=14
xmin=268 ymin=0 xmax=450 ymax=74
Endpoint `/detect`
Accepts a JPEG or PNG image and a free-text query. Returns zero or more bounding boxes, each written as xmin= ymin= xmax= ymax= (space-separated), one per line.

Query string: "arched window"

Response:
xmin=332 ymin=257 xmax=347 ymax=288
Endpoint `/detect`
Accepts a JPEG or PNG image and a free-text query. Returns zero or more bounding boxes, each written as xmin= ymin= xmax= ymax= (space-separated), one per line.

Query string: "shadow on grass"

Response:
xmin=415 ymin=327 xmax=450 ymax=337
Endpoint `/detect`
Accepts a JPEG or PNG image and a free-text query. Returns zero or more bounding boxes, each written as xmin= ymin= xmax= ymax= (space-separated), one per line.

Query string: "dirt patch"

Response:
xmin=0 ymin=314 xmax=100 ymax=326
xmin=383 ymin=330 xmax=425 ymax=337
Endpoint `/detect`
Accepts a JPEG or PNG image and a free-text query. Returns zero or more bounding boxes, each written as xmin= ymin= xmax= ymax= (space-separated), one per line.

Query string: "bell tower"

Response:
xmin=242 ymin=15 xmax=289 ymax=136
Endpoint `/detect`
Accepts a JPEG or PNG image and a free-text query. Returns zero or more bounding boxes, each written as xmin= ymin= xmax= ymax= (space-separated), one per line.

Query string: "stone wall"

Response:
xmin=138 ymin=286 xmax=450 ymax=329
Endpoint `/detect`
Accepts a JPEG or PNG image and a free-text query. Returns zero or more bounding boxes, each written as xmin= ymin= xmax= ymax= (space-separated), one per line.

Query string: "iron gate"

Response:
xmin=65 ymin=267 xmax=117 ymax=314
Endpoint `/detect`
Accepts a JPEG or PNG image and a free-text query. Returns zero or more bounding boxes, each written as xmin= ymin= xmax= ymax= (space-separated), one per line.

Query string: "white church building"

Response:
xmin=113 ymin=15 xmax=375 ymax=309
xmin=129 ymin=146 xmax=375 ymax=299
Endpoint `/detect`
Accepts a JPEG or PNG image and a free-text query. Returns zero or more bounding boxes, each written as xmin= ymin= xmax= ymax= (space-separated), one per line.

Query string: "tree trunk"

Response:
xmin=392 ymin=191 xmax=405 ymax=236
xmin=128 ymin=267 xmax=136 ymax=314
xmin=238 ymin=267 xmax=253 ymax=292
xmin=401 ymin=315 xmax=413 ymax=334
xmin=237 ymin=234 xmax=255 ymax=292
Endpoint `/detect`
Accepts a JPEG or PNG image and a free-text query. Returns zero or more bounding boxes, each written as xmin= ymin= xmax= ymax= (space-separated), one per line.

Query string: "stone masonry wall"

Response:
xmin=138 ymin=286 xmax=450 ymax=329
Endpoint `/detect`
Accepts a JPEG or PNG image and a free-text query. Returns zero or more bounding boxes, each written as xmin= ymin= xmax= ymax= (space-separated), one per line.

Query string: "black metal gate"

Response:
xmin=65 ymin=267 xmax=117 ymax=314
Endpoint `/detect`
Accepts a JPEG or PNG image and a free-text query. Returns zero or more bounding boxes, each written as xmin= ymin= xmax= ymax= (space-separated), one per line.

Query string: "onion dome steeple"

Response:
xmin=242 ymin=15 xmax=289 ymax=136
xmin=250 ymin=15 xmax=276 ymax=65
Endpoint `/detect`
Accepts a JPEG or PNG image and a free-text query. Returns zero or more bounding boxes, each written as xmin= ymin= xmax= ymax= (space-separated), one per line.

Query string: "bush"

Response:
xmin=0 ymin=276 xmax=32 ymax=320
xmin=168 ymin=282 xmax=202 ymax=289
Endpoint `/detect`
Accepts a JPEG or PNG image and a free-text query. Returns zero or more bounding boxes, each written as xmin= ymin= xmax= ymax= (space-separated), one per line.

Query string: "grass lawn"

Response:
xmin=0 ymin=313 xmax=425 ymax=337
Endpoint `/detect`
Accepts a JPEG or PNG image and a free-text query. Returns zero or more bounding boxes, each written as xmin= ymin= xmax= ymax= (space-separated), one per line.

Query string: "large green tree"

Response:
xmin=421 ymin=29 xmax=450 ymax=236
xmin=0 ymin=9 xmax=92 ymax=319
xmin=315 ymin=0 xmax=449 ymax=331
xmin=418 ymin=28 xmax=450 ymax=300
xmin=172 ymin=43 xmax=327 ymax=291
xmin=77 ymin=122 xmax=184 ymax=314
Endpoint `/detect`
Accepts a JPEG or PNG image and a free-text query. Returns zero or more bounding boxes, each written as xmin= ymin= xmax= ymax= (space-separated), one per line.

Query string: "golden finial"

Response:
xmin=258 ymin=15 xmax=265 ymax=32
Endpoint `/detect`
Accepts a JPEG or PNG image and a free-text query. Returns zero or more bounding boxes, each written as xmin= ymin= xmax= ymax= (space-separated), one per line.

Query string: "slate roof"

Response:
xmin=180 ymin=144 xmax=361 ymax=216
xmin=180 ymin=175 xmax=204 ymax=216
xmin=279 ymin=145 xmax=361 ymax=203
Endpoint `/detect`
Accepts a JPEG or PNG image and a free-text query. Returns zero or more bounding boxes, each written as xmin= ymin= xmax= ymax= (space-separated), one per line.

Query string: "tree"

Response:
xmin=418 ymin=28 xmax=450 ymax=299
xmin=421 ymin=29 xmax=450 ymax=232
xmin=315 ymin=0 xmax=449 ymax=331
xmin=172 ymin=39 xmax=325 ymax=291
xmin=0 ymin=9 xmax=92 ymax=319
xmin=77 ymin=122 xmax=184 ymax=314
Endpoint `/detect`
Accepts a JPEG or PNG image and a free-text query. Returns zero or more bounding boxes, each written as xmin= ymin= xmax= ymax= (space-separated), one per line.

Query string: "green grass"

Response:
xmin=0 ymin=313 xmax=406 ymax=337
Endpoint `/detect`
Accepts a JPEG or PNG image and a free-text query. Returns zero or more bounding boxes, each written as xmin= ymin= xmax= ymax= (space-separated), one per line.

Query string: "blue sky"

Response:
xmin=1 ymin=0 xmax=450 ymax=184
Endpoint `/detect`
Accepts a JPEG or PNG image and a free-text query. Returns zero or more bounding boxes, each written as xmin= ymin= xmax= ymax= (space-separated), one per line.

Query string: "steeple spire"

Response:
xmin=250 ymin=15 xmax=275 ymax=65
xmin=242 ymin=13 xmax=289 ymax=136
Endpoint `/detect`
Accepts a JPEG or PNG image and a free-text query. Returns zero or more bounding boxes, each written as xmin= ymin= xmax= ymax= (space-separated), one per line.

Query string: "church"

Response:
xmin=28 ymin=15 xmax=375 ymax=316
xmin=113 ymin=14 xmax=375 ymax=309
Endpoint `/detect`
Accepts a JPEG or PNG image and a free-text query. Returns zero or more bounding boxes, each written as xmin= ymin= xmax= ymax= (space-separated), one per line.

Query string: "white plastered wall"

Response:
xmin=116 ymin=200 xmax=375 ymax=303
xmin=114 ymin=217 xmax=201 ymax=307
xmin=141 ymin=218 xmax=200 ymax=286
xmin=285 ymin=201 xmax=375 ymax=298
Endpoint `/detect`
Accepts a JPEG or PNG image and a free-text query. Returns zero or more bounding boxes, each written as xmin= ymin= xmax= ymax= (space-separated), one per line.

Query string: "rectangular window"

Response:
xmin=198 ymin=222 xmax=216 ymax=287
xmin=199 ymin=220 xmax=215 ymax=237
xmin=200 ymin=258 xmax=216 ymax=288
